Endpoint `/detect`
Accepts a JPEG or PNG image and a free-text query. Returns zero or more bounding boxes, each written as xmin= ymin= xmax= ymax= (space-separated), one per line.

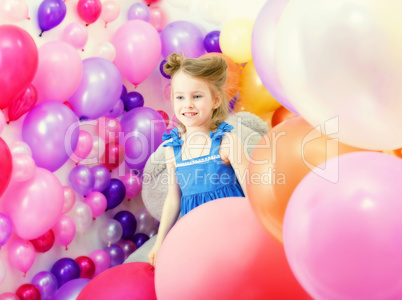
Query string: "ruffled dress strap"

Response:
xmin=209 ymin=122 xmax=234 ymax=156
xmin=162 ymin=128 xmax=183 ymax=162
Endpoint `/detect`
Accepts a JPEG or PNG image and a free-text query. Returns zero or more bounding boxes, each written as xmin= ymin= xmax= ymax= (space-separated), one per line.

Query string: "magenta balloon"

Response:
xmin=120 ymin=107 xmax=167 ymax=170
xmin=2 ymin=168 xmax=64 ymax=240
xmin=77 ymin=0 xmax=102 ymax=25
xmin=284 ymin=152 xmax=402 ymax=299
xmin=91 ymin=165 xmax=111 ymax=192
xmin=160 ymin=20 xmax=205 ymax=59
xmin=0 ymin=25 xmax=38 ymax=109
xmin=0 ymin=213 xmax=12 ymax=247
xmin=69 ymin=57 xmax=122 ymax=120
xmin=31 ymin=271 xmax=58 ymax=300
xmin=33 ymin=41 xmax=83 ymax=103
xmin=89 ymin=249 xmax=110 ymax=276
xmin=54 ymin=278 xmax=90 ymax=300
xmin=22 ymin=101 xmax=79 ymax=172
xmin=112 ymin=20 xmax=161 ymax=85
xmin=251 ymin=0 xmax=298 ymax=114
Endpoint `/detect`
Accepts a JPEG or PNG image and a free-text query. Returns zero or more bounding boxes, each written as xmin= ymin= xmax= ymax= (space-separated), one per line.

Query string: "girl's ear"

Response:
xmin=213 ymin=92 xmax=223 ymax=109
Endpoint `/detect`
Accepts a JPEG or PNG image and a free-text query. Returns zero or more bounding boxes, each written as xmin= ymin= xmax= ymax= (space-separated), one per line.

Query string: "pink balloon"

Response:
xmin=71 ymin=130 xmax=93 ymax=163
xmin=94 ymin=42 xmax=116 ymax=61
xmin=8 ymin=239 xmax=35 ymax=275
xmin=53 ymin=215 xmax=76 ymax=249
xmin=7 ymin=83 xmax=37 ymax=122
xmin=156 ymin=197 xmax=310 ymax=299
xmin=77 ymin=0 xmax=102 ymax=25
xmin=89 ymin=249 xmax=111 ymax=276
xmin=284 ymin=152 xmax=402 ymax=299
xmin=0 ymin=0 xmax=29 ymax=22
xmin=0 ymin=293 xmax=18 ymax=300
xmin=62 ymin=22 xmax=88 ymax=50
xmin=98 ymin=117 xmax=121 ymax=144
xmin=112 ymin=20 xmax=161 ymax=86
xmin=32 ymin=41 xmax=83 ymax=102
xmin=149 ymin=6 xmax=167 ymax=32
xmin=11 ymin=153 xmax=36 ymax=182
xmin=83 ymin=191 xmax=107 ymax=218
xmin=120 ymin=173 xmax=142 ymax=199
xmin=1 ymin=168 xmax=64 ymax=240
xmin=0 ymin=25 xmax=38 ymax=109
xmin=9 ymin=141 xmax=32 ymax=156
xmin=71 ymin=202 xmax=93 ymax=233
xmin=62 ymin=186 xmax=76 ymax=214
xmin=101 ymin=0 xmax=120 ymax=27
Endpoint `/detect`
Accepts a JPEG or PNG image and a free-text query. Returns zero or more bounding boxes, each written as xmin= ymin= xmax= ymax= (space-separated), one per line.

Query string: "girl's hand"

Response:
xmin=148 ymin=243 xmax=161 ymax=267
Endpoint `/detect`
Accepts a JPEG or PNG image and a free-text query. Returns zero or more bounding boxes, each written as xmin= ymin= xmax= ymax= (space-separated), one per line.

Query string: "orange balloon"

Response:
xmin=201 ymin=52 xmax=240 ymax=100
xmin=271 ymin=106 xmax=298 ymax=128
xmin=236 ymin=60 xmax=281 ymax=116
xmin=247 ymin=117 xmax=366 ymax=244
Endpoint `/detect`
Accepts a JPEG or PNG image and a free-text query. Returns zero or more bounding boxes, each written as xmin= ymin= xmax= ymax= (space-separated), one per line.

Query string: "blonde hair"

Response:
xmin=164 ymin=52 xmax=229 ymax=133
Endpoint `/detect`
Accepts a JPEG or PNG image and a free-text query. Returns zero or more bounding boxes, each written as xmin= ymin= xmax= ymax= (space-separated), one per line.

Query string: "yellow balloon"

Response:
xmin=220 ymin=18 xmax=253 ymax=63
xmin=236 ymin=60 xmax=281 ymax=116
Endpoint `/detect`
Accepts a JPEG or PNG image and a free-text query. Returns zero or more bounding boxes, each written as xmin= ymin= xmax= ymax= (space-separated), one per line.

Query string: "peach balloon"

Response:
xmin=201 ymin=52 xmax=240 ymax=100
xmin=247 ymin=117 xmax=366 ymax=243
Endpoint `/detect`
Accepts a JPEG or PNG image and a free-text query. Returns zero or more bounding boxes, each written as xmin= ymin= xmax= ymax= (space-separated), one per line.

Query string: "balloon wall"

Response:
xmin=0 ymin=0 xmax=269 ymax=296
xmin=2 ymin=0 xmax=402 ymax=299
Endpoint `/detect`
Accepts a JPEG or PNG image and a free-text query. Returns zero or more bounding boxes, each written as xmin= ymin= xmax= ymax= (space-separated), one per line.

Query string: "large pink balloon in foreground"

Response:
xmin=112 ymin=20 xmax=161 ymax=86
xmin=284 ymin=152 xmax=402 ymax=299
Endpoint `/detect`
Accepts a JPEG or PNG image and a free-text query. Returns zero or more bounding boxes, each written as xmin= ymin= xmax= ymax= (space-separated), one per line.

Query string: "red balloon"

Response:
xmin=144 ymin=0 xmax=161 ymax=4
xmin=8 ymin=84 xmax=38 ymax=122
xmin=0 ymin=137 xmax=12 ymax=197
xmin=15 ymin=284 xmax=41 ymax=300
xmin=29 ymin=229 xmax=55 ymax=253
xmin=77 ymin=262 xmax=156 ymax=300
xmin=75 ymin=256 xmax=95 ymax=279
xmin=271 ymin=105 xmax=298 ymax=127
xmin=77 ymin=0 xmax=102 ymax=25
xmin=101 ymin=142 xmax=125 ymax=170
xmin=0 ymin=25 xmax=38 ymax=109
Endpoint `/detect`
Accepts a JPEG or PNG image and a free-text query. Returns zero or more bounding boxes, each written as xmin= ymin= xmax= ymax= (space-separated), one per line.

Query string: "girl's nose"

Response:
xmin=184 ymin=98 xmax=194 ymax=108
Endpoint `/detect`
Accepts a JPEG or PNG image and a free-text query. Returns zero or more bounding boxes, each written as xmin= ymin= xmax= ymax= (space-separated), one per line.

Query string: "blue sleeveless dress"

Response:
xmin=162 ymin=122 xmax=245 ymax=216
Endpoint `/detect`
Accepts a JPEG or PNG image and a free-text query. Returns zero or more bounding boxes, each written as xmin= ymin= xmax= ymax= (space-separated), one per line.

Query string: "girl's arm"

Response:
xmin=148 ymin=146 xmax=181 ymax=266
xmin=222 ymin=132 xmax=250 ymax=197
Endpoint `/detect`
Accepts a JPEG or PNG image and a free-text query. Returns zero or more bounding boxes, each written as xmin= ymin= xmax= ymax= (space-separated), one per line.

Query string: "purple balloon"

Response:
xmin=131 ymin=233 xmax=149 ymax=248
xmin=251 ymin=0 xmax=298 ymax=114
xmin=123 ymin=91 xmax=144 ymax=112
xmin=120 ymin=85 xmax=127 ymax=100
xmin=102 ymin=179 xmax=126 ymax=209
xmin=51 ymin=258 xmax=81 ymax=288
xmin=22 ymin=101 xmax=79 ymax=172
xmin=120 ymin=107 xmax=167 ymax=170
xmin=160 ymin=21 xmax=205 ymax=59
xmin=113 ymin=211 xmax=137 ymax=240
xmin=0 ymin=212 xmax=12 ymax=247
xmin=38 ymin=0 xmax=66 ymax=35
xmin=204 ymin=30 xmax=221 ymax=53
xmin=103 ymin=244 xmax=125 ymax=267
xmin=31 ymin=271 xmax=58 ymax=300
xmin=159 ymin=60 xmax=171 ymax=79
xmin=127 ymin=2 xmax=150 ymax=21
xmin=54 ymin=278 xmax=90 ymax=300
xmin=105 ymin=99 xmax=124 ymax=118
xmin=69 ymin=165 xmax=94 ymax=196
xmin=117 ymin=239 xmax=137 ymax=259
xmin=91 ymin=165 xmax=111 ymax=192
xmin=69 ymin=57 xmax=123 ymax=121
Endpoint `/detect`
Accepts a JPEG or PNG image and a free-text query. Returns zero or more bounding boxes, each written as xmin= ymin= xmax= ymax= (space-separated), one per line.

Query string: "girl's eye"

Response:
xmin=176 ymin=96 xmax=184 ymax=100
xmin=194 ymin=95 xmax=202 ymax=99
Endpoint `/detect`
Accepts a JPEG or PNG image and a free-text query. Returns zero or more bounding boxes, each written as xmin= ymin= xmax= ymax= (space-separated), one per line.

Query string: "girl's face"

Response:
xmin=172 ymin=70 xmax=220 ymax=130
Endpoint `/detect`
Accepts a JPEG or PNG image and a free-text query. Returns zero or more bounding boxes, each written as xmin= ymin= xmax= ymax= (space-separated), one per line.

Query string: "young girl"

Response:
xmin=148 ymin=53 xmax=249 ymax=267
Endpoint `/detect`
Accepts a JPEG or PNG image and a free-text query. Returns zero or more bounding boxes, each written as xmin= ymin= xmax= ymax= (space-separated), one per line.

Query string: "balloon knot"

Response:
xmin=93 ymin=217 xmax=96 ymax=220
xmin=75 ymin=162 xmax=79 ymax=166
xmin=127 ymin=198 xmax=131 ymax=202
xmin=65 ymin=246 xmax=68 ymax=250
xmin=134 ymin=84 xmax=138 ymax=89
xmin=105 ymin=22 xmax=107 ymax=29
xmin=86 ymin=24 xmax=89 ymax=27
xmin=39 ymin=31 xmax=43 ymax=37
xmin=23 ymin=272 xmax=26 ymax=278
xmin=27 ymin=17 xmax=30 ymax=20
xmin=82 ymin=48 xmax=84 ymax=52
xmin=6 ymin=121 xmax=10 ymax=124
